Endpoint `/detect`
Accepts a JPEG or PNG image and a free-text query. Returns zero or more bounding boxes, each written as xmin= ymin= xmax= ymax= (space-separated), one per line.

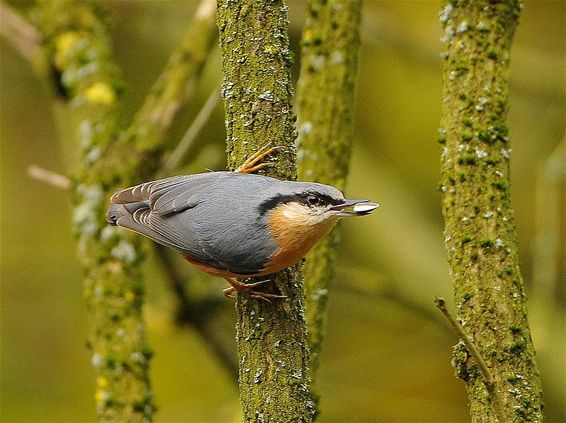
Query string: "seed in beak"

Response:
xmin=331 ymin=199 xmax=379 ymax=216
xmin=352 ymin=202 xmax=379 ymax=213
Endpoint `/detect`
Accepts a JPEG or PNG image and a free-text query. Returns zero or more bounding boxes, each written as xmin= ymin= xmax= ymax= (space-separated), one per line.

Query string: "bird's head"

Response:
xmin=259 ymin=182 xmax=379 ymax=228
xmin=255 ymin=181 xmax=378 ymax=273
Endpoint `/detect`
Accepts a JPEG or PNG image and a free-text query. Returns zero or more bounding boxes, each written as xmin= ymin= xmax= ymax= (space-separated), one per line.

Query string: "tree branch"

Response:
xmin=27 ymin=164 xmax=72 ymax=190
xmin=162 ymin=80 xmax=221 ymax=175
xmin=295 ymin=0 xmax=363 ymax=385
xmin=115 ymin=0 xmax=217 ymax=181
xmin=217 ymin=0 xmax=315 ymax=420
xmin=0 ymin=2 xmax=42 ymax=64
xmin=438 ymin=1 xmax=543 ymax=420
xmin=35 ymin=1 xmax=154 ymax=420
xmin=35 ymin=0 xmax=219 ymax=420
xmin=434 ymin=297 xmax=507 ymax=423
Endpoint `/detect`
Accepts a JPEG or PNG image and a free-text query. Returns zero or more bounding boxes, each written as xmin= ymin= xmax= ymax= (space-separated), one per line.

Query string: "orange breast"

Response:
xmin=262 ymin=205 xmax=338 ymax=274
xmin=180 ymin=253 xmax=238 ymax=278
xmin=181 ymin=204 xmax=338 ymax=278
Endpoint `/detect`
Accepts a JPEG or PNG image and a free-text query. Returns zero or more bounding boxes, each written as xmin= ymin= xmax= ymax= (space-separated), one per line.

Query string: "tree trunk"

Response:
xmin=439 ymin=1 xmax=544 ymax=421
xmin=217 ymin=0 xmax=315 ymax=421
xmin=35 ymin=0 xmax=217 ymax=420
xmin=296 ymin=0 xmax=363 ymax=383
xmin=36 ymin=1 xmax=154 ymax=420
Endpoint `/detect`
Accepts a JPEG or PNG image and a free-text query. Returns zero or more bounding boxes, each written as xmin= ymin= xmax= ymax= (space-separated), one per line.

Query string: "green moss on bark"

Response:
xmin=37 ymin=1 xmax=154 ymax=421
xmin=217 ymin=0 xmax=315 ymax=421
xmin=37 ymin=1 xmax=218 ymax=420
xmin=295 ymin=0 xmax=362 ymax=382
xmin=439 ymin=1 xmax=543 ymax=421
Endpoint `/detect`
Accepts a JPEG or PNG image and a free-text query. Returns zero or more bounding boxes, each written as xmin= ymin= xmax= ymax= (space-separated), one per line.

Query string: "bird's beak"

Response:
xmin=330 ymin=199 xmax=379 ymax=217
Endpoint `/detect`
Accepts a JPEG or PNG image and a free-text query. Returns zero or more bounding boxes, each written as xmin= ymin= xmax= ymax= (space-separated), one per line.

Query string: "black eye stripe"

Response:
xmin=302 ymin=192 xmax=342 ymax=207
xmin=257 ymin=192 xmax=343 ymax=216
xmin=307 ymin=194 xmax=319 ymax=205
xmin=257 ymin=194 xmax=301 ymax=216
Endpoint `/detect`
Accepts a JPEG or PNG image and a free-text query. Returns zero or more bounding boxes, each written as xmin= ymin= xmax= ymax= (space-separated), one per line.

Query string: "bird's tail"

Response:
xmin=106 ymin=201 xmax=150 ymax=225
xmin=106 ymin=203 xmax=123 ymax=225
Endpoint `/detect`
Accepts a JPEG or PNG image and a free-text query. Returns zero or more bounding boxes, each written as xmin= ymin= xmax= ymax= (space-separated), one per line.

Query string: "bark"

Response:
xmin=296 ymin=0 xmax=362 ymax=382
xmin=217 ymin=0 xmax=315 ymax=421
xmin=35 ymin=0 xmax=218 ymax=420
xmin=438 ymin=1 xmax=543 ymax=421
xmin=36 ymin=1 xmax=154 ymax=420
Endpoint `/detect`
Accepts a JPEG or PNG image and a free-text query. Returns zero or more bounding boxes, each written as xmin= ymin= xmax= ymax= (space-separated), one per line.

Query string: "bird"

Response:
xmin=106 ymin=147 xmax=378 ymax=299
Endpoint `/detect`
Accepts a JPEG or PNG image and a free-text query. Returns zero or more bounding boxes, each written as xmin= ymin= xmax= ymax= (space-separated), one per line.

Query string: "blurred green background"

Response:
xmin=1 ymin=1 xmax=564 ymax=422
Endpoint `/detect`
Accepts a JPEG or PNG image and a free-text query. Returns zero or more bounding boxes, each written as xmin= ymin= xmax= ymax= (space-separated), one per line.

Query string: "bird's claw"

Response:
xmin=223 ymin=278 xmax=287 ymax=301
xmin=235 ymin=145 xmax=283 ymax=174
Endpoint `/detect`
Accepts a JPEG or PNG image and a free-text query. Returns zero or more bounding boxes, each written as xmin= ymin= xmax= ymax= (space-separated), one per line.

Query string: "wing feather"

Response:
xmin=107 ymin=172 xmax=240 ymax=272
xmin=107 ymin=172 xmax=276 ymax=275
xmin=113 ymin=207 xmax=184 ymax=251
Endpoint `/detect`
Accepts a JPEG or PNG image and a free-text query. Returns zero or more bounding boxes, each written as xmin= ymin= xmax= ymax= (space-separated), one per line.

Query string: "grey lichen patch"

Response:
xmin=73 ymin=183 xmax=105 ymax=255
xmin=439 ymin=2 xmax=454 ymax=24
xmin=110 ymin=241 xmax=138 ymax=264
xmin=451 ymin=340 xmax=473 ymax=382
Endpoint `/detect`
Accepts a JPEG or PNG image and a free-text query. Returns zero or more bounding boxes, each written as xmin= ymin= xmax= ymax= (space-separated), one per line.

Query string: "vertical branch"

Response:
xmin=36 ymin=1 xmax=154 ymax=420
xmin=295 ymin=0 xmax=362 ymax=382
xmin=36 ymin=0 xmax=219 ymax=420
xmin=438 ymin=1 xmax=543 ymax=421
xmin=217 ymin=0 xmax=315 ymax=421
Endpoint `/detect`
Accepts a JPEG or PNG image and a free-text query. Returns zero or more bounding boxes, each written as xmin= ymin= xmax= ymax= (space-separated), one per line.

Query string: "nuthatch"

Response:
xmin=107 ymin=148 xmax=378 ymax=299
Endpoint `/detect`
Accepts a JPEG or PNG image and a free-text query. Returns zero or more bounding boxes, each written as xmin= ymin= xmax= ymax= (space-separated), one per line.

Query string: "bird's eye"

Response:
xmin=307 ymin=194 xmax=319 ymax=206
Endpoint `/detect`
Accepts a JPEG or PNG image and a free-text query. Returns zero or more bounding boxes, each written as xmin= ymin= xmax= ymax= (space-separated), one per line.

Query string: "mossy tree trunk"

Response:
xmin=438 ymin=1 xmax=543 ymax=421
xmin=37 ymin=2 xmax=154 ymax=420
xmin=296 ymin=0 xmax=363 ymax=383
xmin=217 ymin=0 xmax=315 ymax=421
xmin=35 ymin=0 xmax=217 ymax=420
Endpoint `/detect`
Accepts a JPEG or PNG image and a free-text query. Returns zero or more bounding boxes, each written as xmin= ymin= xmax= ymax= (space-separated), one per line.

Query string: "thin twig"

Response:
xmin=0 ymin=2 xmax=41 ymax=63
xmin=434 ymin=297 xmax=507 ymax=423
xmin=162 ymin=81 xmax=221 ymax=175
xmin=27 ymin=165 xmax=72 ymax=190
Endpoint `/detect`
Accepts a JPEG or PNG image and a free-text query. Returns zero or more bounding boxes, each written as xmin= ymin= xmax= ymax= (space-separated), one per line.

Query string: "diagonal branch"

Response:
xmin=0 ymin=2 xmax=41 ymax=64
xmin=434 ymin=297 xmax=507 ymax=423
xmin=116 ymin=0 xmax=218 ymax=181
xmin=27 ymin=164 xmax=72 ymax=190
xmin=162 ymin=80 xmax=221 ymax=175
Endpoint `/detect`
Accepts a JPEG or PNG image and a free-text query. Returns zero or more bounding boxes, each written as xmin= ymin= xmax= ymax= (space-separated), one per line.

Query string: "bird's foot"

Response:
xmin=223 ymin=278 xmax=287 ymax=302
xmin=235 ymin=145 xmax=282 ymax=174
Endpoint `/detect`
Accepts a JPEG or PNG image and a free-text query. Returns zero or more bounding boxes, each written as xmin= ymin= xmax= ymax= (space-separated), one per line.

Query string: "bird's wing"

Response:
xmin=111 ymin=173 xmax=230 ymax=215
xmin=108 ymin=172 xmax=257 ymax=273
